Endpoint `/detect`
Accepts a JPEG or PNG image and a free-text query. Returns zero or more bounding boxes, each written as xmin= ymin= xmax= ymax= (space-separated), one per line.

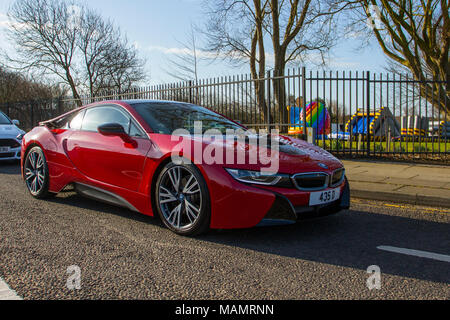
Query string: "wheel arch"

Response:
xmin=149 ymin=156 xmax=174 ymax=218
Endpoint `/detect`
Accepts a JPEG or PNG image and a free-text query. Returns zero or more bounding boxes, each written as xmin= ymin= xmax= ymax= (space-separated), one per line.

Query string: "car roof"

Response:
xmin=123 ymin=99 xmax=194 ymax=106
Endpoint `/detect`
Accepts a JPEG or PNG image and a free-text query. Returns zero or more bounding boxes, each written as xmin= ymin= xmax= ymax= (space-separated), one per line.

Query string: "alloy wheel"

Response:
xmin=158 ymin=166 xmax=203 ymax=231
xmin=25 ymin=150 xmax=45 ymax=195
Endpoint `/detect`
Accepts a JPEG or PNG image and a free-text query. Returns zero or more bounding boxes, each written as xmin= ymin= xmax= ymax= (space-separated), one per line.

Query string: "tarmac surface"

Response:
xmin=0 ymin=162 xmax=449 ymax=300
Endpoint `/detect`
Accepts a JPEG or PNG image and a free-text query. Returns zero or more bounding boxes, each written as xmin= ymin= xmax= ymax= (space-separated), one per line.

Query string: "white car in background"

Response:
xmin=0 ymin=111 xmax=25 ymax=162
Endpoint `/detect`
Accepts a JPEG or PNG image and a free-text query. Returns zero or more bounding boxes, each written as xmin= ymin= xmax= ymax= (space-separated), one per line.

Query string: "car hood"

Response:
xmin=184 ymin=134 xmax=343 ymax=175
xmin=0 ymin=125 xmax=25 ymax=139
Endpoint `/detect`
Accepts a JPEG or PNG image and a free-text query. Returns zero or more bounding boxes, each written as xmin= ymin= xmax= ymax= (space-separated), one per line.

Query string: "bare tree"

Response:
xmin=7 ymin=0 xmax=81 ymax=103
xmin=203 ymin=0 xmax=339 ymax=128
xmin=268 ymin=0 xmax=339 ymax=125
xmin=165 ymin=25 xmax=203 ymax=82
xmin=101 ymin=39 xmax=146 ymax=94
xmin=333 ymin=0 xmax=449 ymax=116
xmin=78 ymin=7 xmax=113 ymax=98
xmin=78 ymin=10 xmax=146 ymax=97
xmin=203 ymin=0 xmax=270 ymax=121
xmin=6 ymin=0 xmax=146 ymax=105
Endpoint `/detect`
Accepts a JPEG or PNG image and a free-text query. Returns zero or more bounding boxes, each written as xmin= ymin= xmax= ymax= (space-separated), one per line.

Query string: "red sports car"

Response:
xmin=21 ymin=100 xmax=349 ymax=235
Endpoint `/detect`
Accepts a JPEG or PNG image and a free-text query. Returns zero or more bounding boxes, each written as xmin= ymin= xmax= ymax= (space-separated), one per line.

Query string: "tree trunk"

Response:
xmin=272 ymin=57 xmax=288 ymax=132
xmin=254 ymin=79 xmax=267 ymax=124
xmin=249 ymin=0 xmax=268 ymax=128
xmin=65 ymin=69 xmax=81 ymax=107
xmin=419 ymin=81 xmax=450 ymax=119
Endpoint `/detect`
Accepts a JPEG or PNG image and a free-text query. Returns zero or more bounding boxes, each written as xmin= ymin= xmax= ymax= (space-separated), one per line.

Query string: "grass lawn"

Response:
xmin=316 ymin=140 xmax=450 ymax=153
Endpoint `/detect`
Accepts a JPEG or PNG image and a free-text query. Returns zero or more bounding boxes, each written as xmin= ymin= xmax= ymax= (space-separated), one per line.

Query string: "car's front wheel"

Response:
xmin=155 ymin=162 xmax=211 ymax=236
xmin=24 ymin=146 xmax=52 ymax=199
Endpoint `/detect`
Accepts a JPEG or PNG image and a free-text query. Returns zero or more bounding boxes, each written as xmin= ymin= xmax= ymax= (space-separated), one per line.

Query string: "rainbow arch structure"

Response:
xmin=288 ymin=101 xmax=331 ymax=135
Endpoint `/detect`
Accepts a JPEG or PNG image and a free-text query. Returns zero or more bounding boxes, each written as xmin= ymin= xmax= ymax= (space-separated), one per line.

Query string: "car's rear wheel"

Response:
xmin=155 ymin=162 xmax=210 ymax=236
xmin=24 ymin=147 xmax=52 ymax=199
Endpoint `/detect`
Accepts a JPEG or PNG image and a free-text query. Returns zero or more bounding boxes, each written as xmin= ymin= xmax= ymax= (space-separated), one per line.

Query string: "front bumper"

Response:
xmin=259 ymin=178 xmax=350 ymax=225
xmin=204 ymin=164 xmax=350 ymax=230
xmin=0 ymin=147 xmax=21 ymax=161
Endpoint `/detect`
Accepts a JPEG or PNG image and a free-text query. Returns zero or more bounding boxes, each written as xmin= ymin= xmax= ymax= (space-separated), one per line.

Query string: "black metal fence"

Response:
xmin=1 ymin=67 xmax=449 ymax=160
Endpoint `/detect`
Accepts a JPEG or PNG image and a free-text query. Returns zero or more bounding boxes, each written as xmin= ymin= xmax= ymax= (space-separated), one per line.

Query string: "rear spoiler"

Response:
xmin=39 ymin=107 xmax=85 ymax=128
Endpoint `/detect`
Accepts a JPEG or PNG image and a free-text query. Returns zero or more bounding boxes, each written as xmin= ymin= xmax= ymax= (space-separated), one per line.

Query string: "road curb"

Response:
xmin=351 ymin=189 xmax=450 ymax=209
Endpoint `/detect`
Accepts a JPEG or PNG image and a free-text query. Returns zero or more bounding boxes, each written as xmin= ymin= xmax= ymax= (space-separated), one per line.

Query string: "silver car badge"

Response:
xmin=318 ymin=163 xmax=329 ymax=170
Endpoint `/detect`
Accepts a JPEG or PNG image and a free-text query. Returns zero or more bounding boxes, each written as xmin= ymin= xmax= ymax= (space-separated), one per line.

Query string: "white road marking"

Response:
xmin=377 ymin=246 xmax=450 ymax=263
xmin=0 ymin=277 xmax=22 ymax=300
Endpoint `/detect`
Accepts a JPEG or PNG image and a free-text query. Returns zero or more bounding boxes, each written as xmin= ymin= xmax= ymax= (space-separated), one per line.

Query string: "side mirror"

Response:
xmin=98 ymin=123 xmax=135 ymax=145
xmin=12 ymin=119 xmax=20 ymax=126
xmin=98 ymin=123 xmax=127 ymax=136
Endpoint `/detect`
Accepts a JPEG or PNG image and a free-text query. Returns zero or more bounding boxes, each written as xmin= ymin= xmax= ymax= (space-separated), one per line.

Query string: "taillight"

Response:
xmin=51 ymin=129 xmax=67 ymax=134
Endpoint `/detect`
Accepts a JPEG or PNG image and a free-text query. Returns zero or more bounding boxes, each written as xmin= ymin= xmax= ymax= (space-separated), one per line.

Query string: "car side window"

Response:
xmin=69 ymin=110 xmax=85 ymax=130
xmin=81 ymin=107 xmax=130 ymax=133
xmin=128 ymin=121 xmax=146 ymax=138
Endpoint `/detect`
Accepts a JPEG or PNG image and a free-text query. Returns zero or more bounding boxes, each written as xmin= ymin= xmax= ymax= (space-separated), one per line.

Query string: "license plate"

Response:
xmin=310 ymin=188 xmax=340 ymax=206
xmin=0 ymin=147 xmax=10 ymax=152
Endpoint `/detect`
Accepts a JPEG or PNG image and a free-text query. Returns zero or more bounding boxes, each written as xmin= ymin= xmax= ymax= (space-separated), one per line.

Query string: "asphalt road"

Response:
xmin=0 ymin=161 xmax=449 ymax=300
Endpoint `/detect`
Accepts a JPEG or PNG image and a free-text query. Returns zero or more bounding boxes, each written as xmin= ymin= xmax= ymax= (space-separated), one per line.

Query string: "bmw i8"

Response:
xmin=21 ymin=100 xmax=350 ymax=235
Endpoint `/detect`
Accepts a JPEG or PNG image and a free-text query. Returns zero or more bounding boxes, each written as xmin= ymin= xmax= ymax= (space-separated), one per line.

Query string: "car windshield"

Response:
xmin=0 ymin=112 xmax=12 ymax=125
xmin=131 ymin=102 xmax=245 ymax=135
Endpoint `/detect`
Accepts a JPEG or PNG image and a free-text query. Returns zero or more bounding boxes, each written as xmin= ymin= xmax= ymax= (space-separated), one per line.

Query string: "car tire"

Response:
xmin=155 ymin=162 xmax=211 ymax=236
xmin=24 ymin=146 xmax=53 ymax=199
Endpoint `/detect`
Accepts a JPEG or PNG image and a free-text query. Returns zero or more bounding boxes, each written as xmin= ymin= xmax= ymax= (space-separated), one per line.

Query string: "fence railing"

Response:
xmin=1 ymin=67 xmax=449 ymax=159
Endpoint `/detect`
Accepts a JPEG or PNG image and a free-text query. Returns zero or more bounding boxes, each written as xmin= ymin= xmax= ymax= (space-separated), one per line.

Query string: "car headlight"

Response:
xmin=16 ymin=133 xmax=25 ymax=140
xmin=225 ymin=168 xmax=293 ymax=187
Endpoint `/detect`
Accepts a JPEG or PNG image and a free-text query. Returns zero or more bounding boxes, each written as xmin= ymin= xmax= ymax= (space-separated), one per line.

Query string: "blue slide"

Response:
xmin=352 ymin=117 xmax=374 ymax=134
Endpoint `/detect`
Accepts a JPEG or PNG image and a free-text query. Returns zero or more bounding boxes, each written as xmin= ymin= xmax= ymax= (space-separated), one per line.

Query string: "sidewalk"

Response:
xmin=343 ymin=160 xmax=450 ymax=208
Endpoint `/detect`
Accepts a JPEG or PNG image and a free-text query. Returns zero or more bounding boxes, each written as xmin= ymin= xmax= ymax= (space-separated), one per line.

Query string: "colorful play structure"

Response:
xmin=430 ymin=120 xmax=450 ymax=138
xmin=401 ymin=116 xmax=428 ymax=137
xmin=288 ymin=101 xmax=331 ymax=135
xmin=399 ymin=117 xmax=450 ymax=139
xmin=345 ymin=107 xmax=401 ymax=139
xmin=287 ymin=100 xmax=448 ymax=141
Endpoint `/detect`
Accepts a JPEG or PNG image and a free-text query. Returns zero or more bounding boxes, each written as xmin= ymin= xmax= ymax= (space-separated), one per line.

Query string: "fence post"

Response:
xmin=302 ymin=67 xmax=307 ymax=140
xmin=387 ymin=127 xmax=391 ymax=153
xmin=188 ymin=80 xmax=193 ymax=104
xmin=266 ymin=70 xmax=271 ymax=131
xmin=366 ymin=71 xmax=371 ymax=156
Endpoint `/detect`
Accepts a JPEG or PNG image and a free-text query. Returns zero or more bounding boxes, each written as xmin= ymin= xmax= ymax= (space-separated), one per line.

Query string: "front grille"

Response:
xmin=331 ymin=168 xmax=345 ymax=187
xmin=0 ymin=139 xmax=20 ymax=148
xmin=292 ymin=173 xmax=329 ymax=191
xmin=0 ymin=152 xmax=15 ymax=158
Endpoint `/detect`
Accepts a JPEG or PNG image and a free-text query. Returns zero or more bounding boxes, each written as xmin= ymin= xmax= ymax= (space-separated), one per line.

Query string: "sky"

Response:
xmin=0 ymin=0 xmax=389 ymax=85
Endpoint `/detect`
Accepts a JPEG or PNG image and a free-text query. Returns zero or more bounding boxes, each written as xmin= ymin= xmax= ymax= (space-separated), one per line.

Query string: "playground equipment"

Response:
xmin=345 ymin=107 xmax=401 ymax=139
xmin=288 ymin=101 xmax=331 ymax=135
xmin=430 ymin=121 xmax=450 ymax=139
xmin=401 ymin=116 xmax=428 ymax=137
